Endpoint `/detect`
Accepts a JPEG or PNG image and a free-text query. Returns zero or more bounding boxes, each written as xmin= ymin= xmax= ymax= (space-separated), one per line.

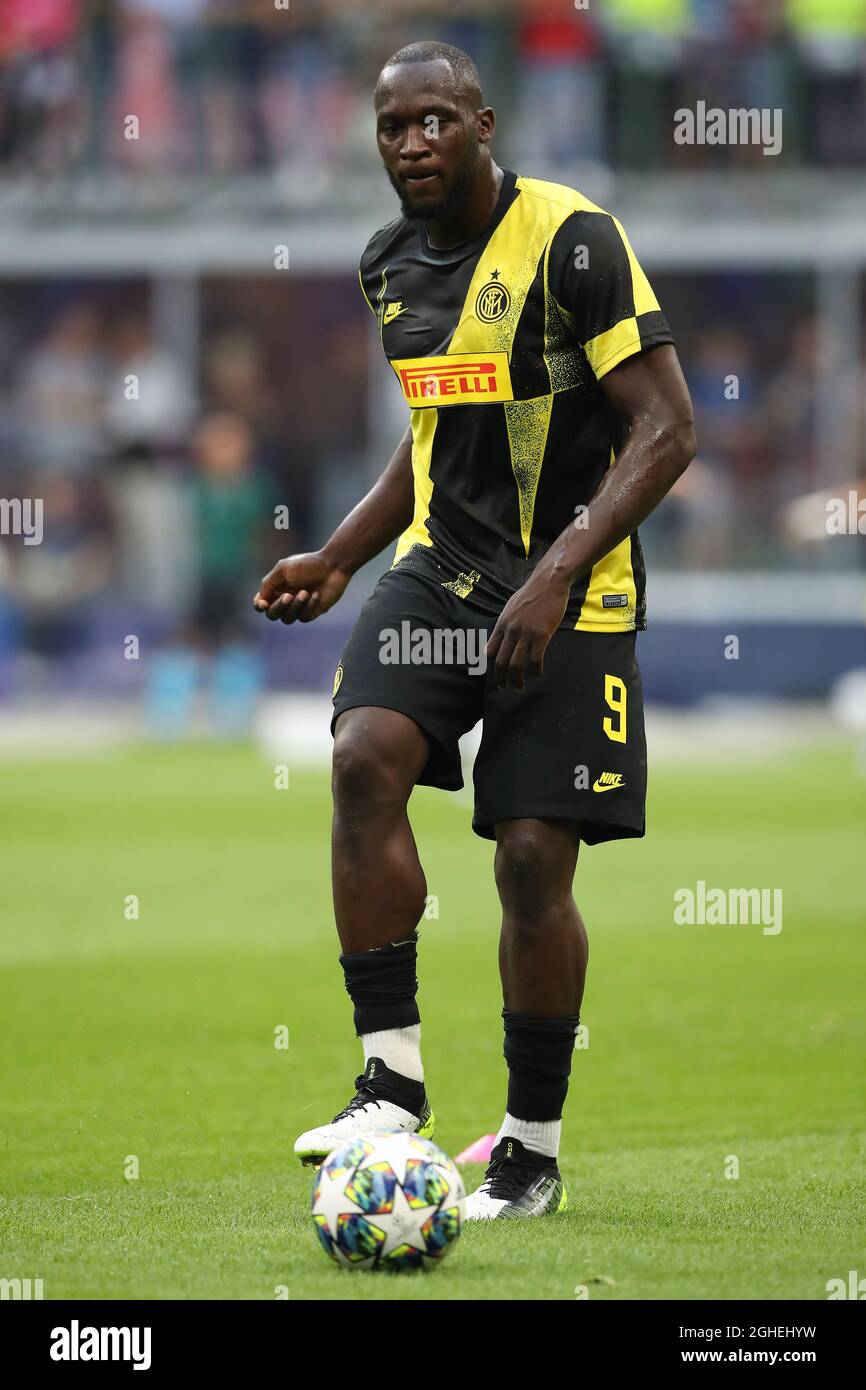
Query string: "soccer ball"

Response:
xmin=311 ymin=1132 xmax=465 ymax=1271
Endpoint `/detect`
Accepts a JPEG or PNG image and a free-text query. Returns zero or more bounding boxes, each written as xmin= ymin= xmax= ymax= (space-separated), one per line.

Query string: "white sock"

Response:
xmin=362 ymin=1025 xmax=424 ymax=1084
xmin=496 ymin=1112 xmax=561 ymax=1159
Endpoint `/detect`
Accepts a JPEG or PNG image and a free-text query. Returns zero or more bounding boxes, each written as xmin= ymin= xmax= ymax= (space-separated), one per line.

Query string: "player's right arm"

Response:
xmin=253 ymin=423 xmax=413 ymax=625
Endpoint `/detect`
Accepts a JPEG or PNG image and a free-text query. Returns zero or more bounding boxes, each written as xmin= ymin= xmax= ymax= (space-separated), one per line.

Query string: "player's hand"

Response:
xmin=253 ymin=551 xmax=350 ymax=624
xmin=486 ymin=573 xmax=570 ymax=691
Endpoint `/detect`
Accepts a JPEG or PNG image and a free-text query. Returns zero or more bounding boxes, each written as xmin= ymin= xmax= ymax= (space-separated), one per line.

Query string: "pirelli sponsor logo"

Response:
xmin=391 ymin=352 xmax=513 ymax=407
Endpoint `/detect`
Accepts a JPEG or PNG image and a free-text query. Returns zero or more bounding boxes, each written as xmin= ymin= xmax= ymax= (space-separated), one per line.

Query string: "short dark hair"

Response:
xmin=376 ymin=41 xmax=483 ymax=108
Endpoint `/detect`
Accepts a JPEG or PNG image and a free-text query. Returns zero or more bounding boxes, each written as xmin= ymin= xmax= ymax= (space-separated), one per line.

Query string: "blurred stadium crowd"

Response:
xmin=1 ymin=0 xmax=866 ymax=180
xmin=0 ymin=274 xmax=368 ymax=698
xmin=0 ymin=272 xmax=862 ymax=669
xmin=0 ymin=1 xmax=864 ymax=716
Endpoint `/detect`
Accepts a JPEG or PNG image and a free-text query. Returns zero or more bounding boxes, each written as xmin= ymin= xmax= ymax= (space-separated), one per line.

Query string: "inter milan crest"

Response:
xmin=475 ymin=270 xmax=510 ymax=323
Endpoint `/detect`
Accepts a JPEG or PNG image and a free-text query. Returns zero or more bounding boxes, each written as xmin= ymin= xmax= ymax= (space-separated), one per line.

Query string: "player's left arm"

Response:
xmin=487 ymin=343 xmax=696 ymax=690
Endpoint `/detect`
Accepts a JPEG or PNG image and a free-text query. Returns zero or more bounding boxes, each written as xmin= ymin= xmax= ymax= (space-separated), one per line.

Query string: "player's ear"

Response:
xmin=477 ymin=107 xmax=495 ymax=144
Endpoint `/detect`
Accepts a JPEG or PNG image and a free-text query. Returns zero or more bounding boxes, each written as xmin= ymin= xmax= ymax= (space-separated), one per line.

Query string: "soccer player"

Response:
xmin=255 ymin=42 xmax=695 ymax=1219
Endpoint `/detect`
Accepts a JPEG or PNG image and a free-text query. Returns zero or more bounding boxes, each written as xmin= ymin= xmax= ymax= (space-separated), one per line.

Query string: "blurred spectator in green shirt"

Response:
xmin=787 ymin=0 xmax=866 ymax=165
xmin=189 ymin=409 xmax=270 ymax=647
xmin=604 ymin=0 xmax=688 ymax=168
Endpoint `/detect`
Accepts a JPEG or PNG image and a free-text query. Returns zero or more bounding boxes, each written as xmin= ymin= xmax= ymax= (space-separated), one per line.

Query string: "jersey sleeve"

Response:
xmin=358 ymin=255 xmax=378 ymax=320
xmin=547 ymin=210 xmax=673 ymax=380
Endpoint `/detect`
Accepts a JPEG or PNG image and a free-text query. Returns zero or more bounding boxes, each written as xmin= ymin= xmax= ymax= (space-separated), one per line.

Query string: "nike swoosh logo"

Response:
xmin=593 ymin=779 xmax=625 ymax=793
xmin=383 ymin=307 xmax=407 ymax=324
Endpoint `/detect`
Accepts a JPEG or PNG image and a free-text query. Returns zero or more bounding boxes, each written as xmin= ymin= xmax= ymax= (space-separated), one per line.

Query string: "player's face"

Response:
xmin=375 ymin=62 xmax=487 ymax=222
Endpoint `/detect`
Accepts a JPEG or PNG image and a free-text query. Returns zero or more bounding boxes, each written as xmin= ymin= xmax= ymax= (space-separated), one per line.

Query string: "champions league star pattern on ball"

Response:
xmin=311 ymin=1132 xmax=466 ymax=1271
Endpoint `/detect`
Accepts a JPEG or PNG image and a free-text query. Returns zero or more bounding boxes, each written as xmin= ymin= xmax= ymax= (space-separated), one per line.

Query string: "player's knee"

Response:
xmin=494 ymin=823 xmax=567 ymax=918
xmin=331 ymin=721 xmax=404 ymax=810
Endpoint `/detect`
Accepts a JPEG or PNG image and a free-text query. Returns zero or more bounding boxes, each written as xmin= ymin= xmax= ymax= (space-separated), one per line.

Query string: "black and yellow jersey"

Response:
xmin=358 ymin=169 xmax=673 ymax=630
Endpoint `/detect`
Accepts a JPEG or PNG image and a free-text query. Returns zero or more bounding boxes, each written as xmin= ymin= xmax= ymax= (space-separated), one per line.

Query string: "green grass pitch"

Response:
xmin=1 ymin=740 xmax=864 ymax=1301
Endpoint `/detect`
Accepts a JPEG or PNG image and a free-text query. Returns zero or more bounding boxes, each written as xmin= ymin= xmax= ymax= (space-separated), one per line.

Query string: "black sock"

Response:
xmin=339 ymin=933 xmax=420 ymax=1036
xmin=502 ymin=1009 xmax=579 ymax=1121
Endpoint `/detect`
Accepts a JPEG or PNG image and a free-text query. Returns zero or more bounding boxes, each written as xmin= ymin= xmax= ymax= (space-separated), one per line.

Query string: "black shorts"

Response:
xmin=331 ymin=566 xmax=647 ymax=844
